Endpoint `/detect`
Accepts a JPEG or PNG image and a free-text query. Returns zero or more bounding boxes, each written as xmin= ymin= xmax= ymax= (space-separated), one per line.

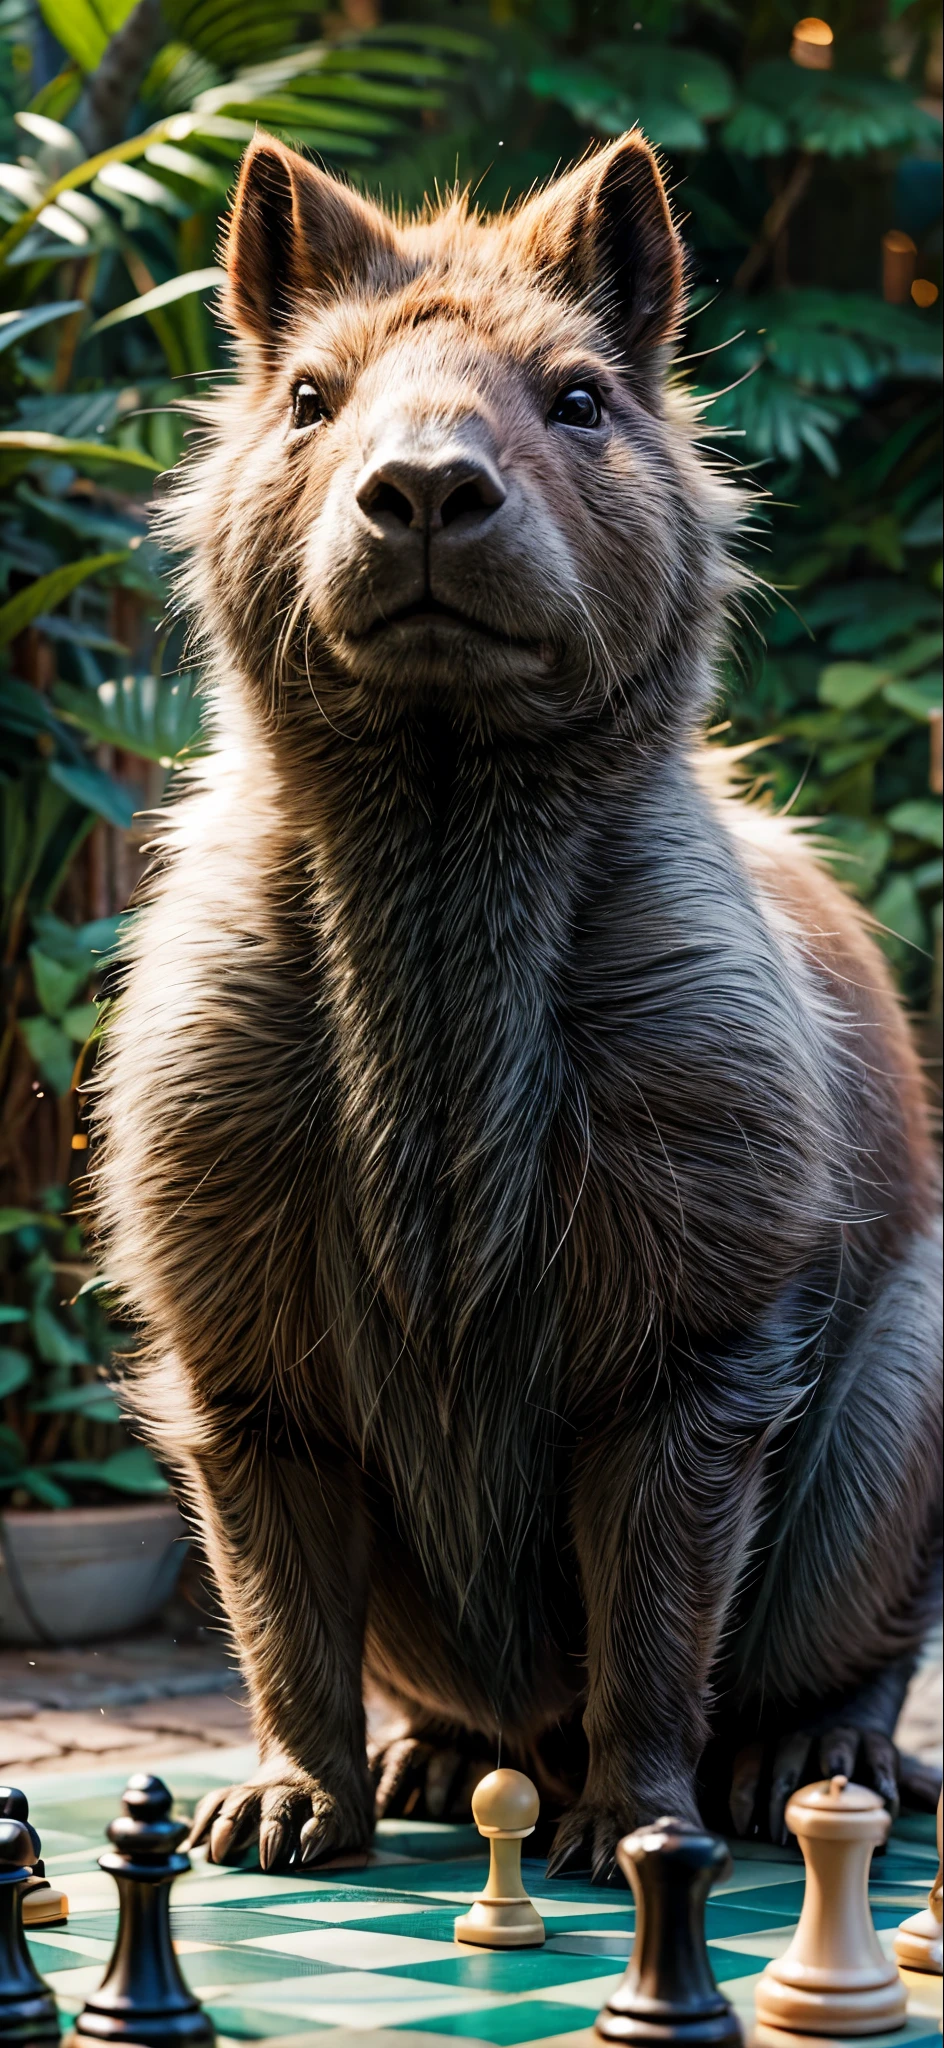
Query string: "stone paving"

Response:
xmin=0 ymin=1623 xmax=938 ymax=1782
xmin=0 ymin=1626 xmax=250 ymax=1775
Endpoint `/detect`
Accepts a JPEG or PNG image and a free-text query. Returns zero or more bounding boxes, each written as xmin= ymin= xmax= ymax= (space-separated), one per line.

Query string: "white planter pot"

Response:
xmin=0 ymin=1500 xmax=188 ymax=1646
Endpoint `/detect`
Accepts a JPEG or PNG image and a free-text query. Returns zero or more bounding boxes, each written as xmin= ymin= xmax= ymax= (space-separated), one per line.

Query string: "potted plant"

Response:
xmin=0 ymin=913 xmax=185 ymax=1646
xmin=0 ymin=1177 xmax=186 ymax=1645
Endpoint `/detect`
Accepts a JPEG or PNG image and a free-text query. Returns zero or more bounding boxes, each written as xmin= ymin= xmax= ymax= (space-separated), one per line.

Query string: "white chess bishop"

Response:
xmin=754 ymin=1776 xmax=907 ymax=2040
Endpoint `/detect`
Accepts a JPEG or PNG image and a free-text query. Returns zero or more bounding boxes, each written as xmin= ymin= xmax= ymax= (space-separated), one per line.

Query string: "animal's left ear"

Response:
xmin=514 ymin=133 xmax=684 ymax=365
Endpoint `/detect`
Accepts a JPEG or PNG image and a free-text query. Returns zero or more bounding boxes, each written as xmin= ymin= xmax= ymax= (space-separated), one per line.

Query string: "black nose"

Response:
xmin=356 ymin=451 xmax=505 ymax=533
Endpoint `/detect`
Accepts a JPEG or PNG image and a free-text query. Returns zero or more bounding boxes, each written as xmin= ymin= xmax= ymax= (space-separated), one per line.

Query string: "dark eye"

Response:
xmin=548 ymin=385 xmax=602 ymax=430
xmin=292 ymin=381 xmax=325 ymax=429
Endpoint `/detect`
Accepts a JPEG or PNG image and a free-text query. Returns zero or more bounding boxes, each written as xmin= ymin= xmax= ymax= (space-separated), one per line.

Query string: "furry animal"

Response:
xmin=95 ymin=130 xmax=942 ymax=1881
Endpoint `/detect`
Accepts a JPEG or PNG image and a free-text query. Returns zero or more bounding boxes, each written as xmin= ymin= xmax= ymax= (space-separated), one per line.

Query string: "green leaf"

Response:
xmin=886 ymin=801 xmax=943 ymax=848
xmin=903 ymin=498 xmax=942 ymax=548
xmin=89 ymin=265 xmax=225 ymax=337
xmin=0 ymin=434 xmax=161 ymax=487
xmin=721 ymin=102 xmax=789 ymax=156
xmin=0 ymin=1211 xmax=47 ymax=1235
xmin=0 ymin=1427 xmax=25 ymax=1477
xmin=0 ymin=1309 xmax=28 ymax=1326
xmin=30 ymin=1380 xmax=121 ymax=1421
xmin=37 ymin=0 xmax=137 ymax=72
xmin=30 ymin=1304 xmax=90 ymax=1367
xmin=818 ymin=662 xmax=890 ymax=709
xmin=872 ymin=874 xmax=928 ymax=958
xmin=0 ymin=299 xmax=85 ymax=357
xmin=64 ymin=1001 xmax=98 ymax=1043
xmin=820 ymin=815 xmax=891 ymax=892
xmin=0 ymin=1350 xmax=31 ymax=1399
xmin=19 ymin=1467 xmax=73 ymax=1508
xmin=54 ymin=672 xmax=207 ymax=764
xmin=47 ymin=762 xmax=137 ymax=830
xmin=887 ymin=632 xmax=943 ymax=678
xmin=883 ymin=677 xmax=942 ymax=720
xmin=18 ymin=1016 xmax=76 ymax=1096
xmin=0 ymin=552 xmax=128 ymax=648
xmin=49 ymin=1446 xmax=169 ymax=1495
xmin=29 ymin=947 xmax=89 ymax=1019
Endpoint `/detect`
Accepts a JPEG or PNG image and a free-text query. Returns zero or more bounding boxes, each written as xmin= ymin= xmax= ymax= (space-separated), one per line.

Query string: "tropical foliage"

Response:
xmin=0 ymin=0 xmax=940 ymax=1503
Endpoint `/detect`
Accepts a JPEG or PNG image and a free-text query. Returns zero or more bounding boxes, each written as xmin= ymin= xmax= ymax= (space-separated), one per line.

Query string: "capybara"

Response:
xmin=95 ymin=131 xmax=941 ymax=1879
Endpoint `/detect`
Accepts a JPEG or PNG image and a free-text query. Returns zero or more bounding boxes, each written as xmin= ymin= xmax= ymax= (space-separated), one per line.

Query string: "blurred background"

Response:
xmin=0 ymin=0 xmax=939 ymax=1678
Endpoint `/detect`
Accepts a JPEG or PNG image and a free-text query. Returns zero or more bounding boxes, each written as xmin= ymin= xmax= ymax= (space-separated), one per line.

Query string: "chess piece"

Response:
xmin=0 ymin=1789 xmax=68 ymax=1928
xmin=71 ymin=1774 xmax=214 ymax=2048
xmin=893 ymin=1787 xmax=942 ymax=1975
xmin=455 ymin=1769 xmax=545 ymax=1948
xmin=754 ymin=1776 xmax=907 ymax=2039
xmin=594 ymin=1817 xmax=742 ymax=2044
xmin=0 ymin=1816 xmax=59 ymax=2043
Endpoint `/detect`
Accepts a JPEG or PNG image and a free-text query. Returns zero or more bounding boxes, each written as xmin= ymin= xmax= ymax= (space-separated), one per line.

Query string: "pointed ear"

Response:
xmin=223 ymin=133 xmax=396 ymax=348
xmin=514 ymin=133 xmax=684 ymax=367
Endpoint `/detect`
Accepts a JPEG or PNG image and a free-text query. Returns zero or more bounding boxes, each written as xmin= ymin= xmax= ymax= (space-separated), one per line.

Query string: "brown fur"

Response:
xmin=93 ymin=133 xmax=941 ymax=1878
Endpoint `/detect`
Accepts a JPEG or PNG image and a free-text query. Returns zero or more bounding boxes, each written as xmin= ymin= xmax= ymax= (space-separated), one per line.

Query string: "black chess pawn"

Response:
xmin=0 ymin=1817 xmax=59 ymax=2044
xmin=71 ymin=1774 xmax=214 ymax=2048
xmin=595 ymin=1817 xmax=743 ymax=2046
xmin=0 ymin=1787 xmax=68 ymax=1928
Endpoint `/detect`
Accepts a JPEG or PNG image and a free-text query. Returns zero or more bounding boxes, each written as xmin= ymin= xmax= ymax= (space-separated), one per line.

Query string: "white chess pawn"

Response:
xmin=893 ymin=1788 xmax=942 ymax=1975
xmin=454 ymin=1768 xmax=545 ymax=1949
xmin=754 ymin=1775 xmax=907 ymax=2040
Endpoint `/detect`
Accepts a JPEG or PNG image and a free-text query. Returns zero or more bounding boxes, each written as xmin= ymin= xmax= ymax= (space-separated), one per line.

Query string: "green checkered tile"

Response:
xmin=380 ymin=1953 xmax=620 ymax=1993
xmin=404 ymin=2000 xmax=602 ymax=2042
xmin=19 ymin=1767 xmax=939 ymax=2048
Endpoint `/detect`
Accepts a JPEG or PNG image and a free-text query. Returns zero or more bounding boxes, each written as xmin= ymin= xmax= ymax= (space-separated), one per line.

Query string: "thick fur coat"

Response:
xmin=95 ymin=132 xmax=942 ymax=1879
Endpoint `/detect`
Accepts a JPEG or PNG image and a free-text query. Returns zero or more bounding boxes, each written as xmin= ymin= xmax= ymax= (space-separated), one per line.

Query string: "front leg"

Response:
xmin=552 ymin=1341 xmax=794 ymax=1882
xmin=183 ymin=1419 xmax=374 ymax=1871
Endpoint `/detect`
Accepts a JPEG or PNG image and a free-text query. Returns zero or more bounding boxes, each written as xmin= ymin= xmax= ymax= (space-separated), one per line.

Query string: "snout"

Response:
xmin=356 ymin=446 xmax=506 ymax=537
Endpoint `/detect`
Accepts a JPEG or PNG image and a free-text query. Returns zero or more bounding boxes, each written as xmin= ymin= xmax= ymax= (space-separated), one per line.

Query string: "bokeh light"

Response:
xmin=791 ymin=17 xmax=834 ymax=67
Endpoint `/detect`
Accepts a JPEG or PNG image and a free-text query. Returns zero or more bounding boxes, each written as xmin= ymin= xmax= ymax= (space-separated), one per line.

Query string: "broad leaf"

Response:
xmin=0 ymin=1350 xmax=30 ymax=1399
xmin=47 ymin=761 xmax=139 ymax=830
xmin=49 ymin=1445 xmax=169 ymax=1494
xmin=55 ymin=671 xmax=207 ymax=764
xmin=0 ymin=298 xmax=85 ymax=356
xmin=818 ymin=662 xmax=891 ymax=709
xmin=90 ymin=265 xmax=225 ymax=336
xmin=0 ymin=433 xmax=161 ymax=486
xmin=29 ymin=946 xmax=89 ymax=1018
xmin=18 ymin=1015 xmax=76 ymax=1095
xmin=886 ymin=800 xmax=943 ymax=848
xmin=0 ymin=551 xmax=127 ymax=647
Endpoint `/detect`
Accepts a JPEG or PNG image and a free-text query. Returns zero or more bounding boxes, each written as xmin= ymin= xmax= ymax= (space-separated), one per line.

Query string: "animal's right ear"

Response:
xmin=224 ymin=134 xmax=395 ymax=349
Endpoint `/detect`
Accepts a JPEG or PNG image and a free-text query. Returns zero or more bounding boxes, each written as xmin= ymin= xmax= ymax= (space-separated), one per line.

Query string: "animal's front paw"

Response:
xmin=547 ymin=1775 xmax=704 ymax=1887
xmin=546 ymin=1798 xmax=626 ymax=1885
xmin=187 ymin=1769 xmax=373 ymax=1872
xmin=369 ymin=1728 xmax=493 ymax=1821
xmin=730 ymin=1726 xmax=942 ymax=1846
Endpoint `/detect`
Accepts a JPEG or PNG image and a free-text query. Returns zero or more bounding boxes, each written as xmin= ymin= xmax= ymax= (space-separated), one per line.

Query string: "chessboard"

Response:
xmin=21 ymin=1747 xmax=944 ymax=2048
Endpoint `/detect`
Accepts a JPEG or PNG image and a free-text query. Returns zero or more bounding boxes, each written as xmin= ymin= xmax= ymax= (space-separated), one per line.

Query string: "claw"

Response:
xmin=729 ymin=1741 xmax=764 ymax=1837
xmin=209 ymin=1791 xmax=255 ymax=1864
xmin=299 ymin=1809 xmax=337 ymax=1866
xmin=861 ymin=1731 xmax=900 ymax=1818
xmin=187 ymin=1784 xmax=228 ymax=1849
xmin=259 ymin=1817 xmax=288 ymax=1871
xmin=425 ymin=1747 xmax=465 ymax=1819
xmin=546 ymin=1819 xmax=593 ymax=1880
xmin=819 ymin=1725 xmax=860 ymax=1782
xmin=769 ymin=1730 xmax=813 ymax=1845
